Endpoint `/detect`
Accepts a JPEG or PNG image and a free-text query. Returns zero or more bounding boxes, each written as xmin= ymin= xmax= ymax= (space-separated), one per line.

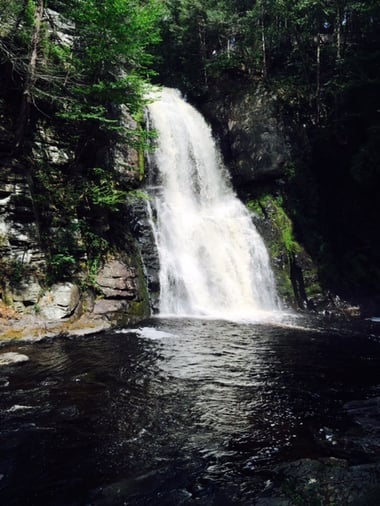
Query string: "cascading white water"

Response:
xmin=146 ymin=88 xmax=280 ymax=320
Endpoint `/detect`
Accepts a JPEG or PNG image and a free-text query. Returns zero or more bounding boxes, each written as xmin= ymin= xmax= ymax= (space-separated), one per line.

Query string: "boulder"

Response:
xmin=0 ymin=352 xmax=29 ymax=366
xmin=12 ymin=278 xmax=41 ymax=305
xmin=39 ymin=283 xmax=80 ymax=320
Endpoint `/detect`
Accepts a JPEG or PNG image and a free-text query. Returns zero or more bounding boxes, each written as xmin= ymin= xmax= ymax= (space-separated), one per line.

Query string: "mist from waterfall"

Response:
xmin=146 ymin=87 xmax=280 ymax=320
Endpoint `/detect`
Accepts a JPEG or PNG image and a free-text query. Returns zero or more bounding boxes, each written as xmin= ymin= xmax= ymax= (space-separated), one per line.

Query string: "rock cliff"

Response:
xmin=198 ymin=83 xmax=359 ymax=315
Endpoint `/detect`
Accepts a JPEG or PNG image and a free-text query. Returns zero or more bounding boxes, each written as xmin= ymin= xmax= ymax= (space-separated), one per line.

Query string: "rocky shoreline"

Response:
xmin=0 ymin=310 xmax=112 ymax=342
xmin=0 ymin=257 xmax=151 ymax=341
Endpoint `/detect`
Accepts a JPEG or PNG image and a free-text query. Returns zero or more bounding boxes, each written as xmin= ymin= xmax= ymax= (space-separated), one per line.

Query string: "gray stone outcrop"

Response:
xmin=112 ymin=105 xmax=141 ymax=186
xmin=0 ymin=165 xmax=44 ymax=270
xmin=126 ymin=196 xmax=160 ymax=311
xmin=12 ymin=278 xmax=41 ymax=307
xmin=91 ymin=258 xmax=149 ymax=324
xmin=39 ymin=282 xmax=80 ymax=320
xmin=95 ymin=259 xmax=137 ymax=299
xmin=203 ymin=85 xmax=290 ymax=186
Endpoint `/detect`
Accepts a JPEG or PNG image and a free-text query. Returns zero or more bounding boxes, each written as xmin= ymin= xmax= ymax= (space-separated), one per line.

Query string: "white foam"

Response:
xmin=116 ymin=327 xmax=177 ymax=340
xmin=7 ymin=404 xmax=34 ymax=412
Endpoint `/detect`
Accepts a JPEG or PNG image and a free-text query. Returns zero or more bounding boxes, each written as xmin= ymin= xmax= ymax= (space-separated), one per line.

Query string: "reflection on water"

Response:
xmin=0 ymin=315 xmax=380 ymax=505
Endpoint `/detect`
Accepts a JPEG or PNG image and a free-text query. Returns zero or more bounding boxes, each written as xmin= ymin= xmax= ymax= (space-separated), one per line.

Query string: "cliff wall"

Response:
xmin=0 ymin=76 xmax=150 ymax=338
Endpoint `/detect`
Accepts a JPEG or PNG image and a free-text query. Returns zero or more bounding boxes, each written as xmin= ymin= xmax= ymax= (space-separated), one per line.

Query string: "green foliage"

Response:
xmin=0 ymin=258 xmax=31 ymax=286
xmin=80 ymin=227 xmax=109 ymax=258
xmin=0 ymin=1 xmax=17 ymax=36
xmin=86 ymin=256 xmax=100 ymax=288
xmin=0 ymin=0 xmax=164 ymax=293
xmin=58 ymin=0 xmax=165 ymax=129
xmin=72 ymin=0 xmax=163 ymax=76
xmin=34 ymin=159 xmax=124 ymax=286
xmin=78 ymin=225 xmax=110 ymax=289
xmin=0 ymin=0 xmax=165 ymax=146
xmin=48 ymin=43 xmax=72 ymax=68
xmin=34 ymin=164 xmax=80 ymax=219
xmin=88 ymin=182 xmax=125 ymax=209
xmin=127 ymin=189 xmax=150 ymax=201
xmin=86 ymin=168 xmax=126 ymax=211
xmin=25 ymin=0 xmax=36 ymax=27
xmin=47 ymin=253 xmax=76 ymax=282
xmin=155 ymin=0 xmax=380 ymax=114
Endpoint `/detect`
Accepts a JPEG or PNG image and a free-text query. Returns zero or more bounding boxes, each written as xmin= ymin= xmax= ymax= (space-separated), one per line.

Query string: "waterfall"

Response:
xmin=146 ymin=88 xmax=280 ymax=320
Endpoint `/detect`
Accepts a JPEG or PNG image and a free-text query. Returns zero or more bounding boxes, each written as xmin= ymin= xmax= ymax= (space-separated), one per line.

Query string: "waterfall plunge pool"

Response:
xmin=1 ymin=314 xmax=380 ymax=505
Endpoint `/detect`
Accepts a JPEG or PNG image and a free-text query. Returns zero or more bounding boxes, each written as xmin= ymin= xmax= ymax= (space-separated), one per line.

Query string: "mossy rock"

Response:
xmin=246 ymin=194 xmax=323 ymax=308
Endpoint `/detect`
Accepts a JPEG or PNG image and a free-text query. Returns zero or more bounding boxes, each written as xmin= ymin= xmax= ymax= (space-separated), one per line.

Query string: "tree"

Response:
xmin=0 ymin=0 xmax=164 ymax=146
xmin=15 ymin=0 xmax=45 ymax=147
xmin=65 ymin=0 xmax=164 ymax=120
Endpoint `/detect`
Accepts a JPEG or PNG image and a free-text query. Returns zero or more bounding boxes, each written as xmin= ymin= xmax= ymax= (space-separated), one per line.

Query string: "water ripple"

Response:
xmin=0 ymin=316 xmax=379 ymax=505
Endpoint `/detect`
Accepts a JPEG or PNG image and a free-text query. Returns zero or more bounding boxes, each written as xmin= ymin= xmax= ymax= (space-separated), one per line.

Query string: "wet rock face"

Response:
xmin=202 ymin=86 xmax=290 ymax=187
xmin=92 ymin=257 xmax=150 ymax=325
xmin=126 ymin=197 xmax=160 ymax=312
xmin=0 ymin=163 xmax=45 ymax=307
xmin=33 ymin=124 xmax=75 ymax=167
xmin=0 ymin=166 xmax=40 ymax=259
xmin=0 ymin=119 xmax=77 ymax=309
xmin=95 ymin=260 xmax=137 ymax=299
xmin=0 ymin=130 xmax=151 ymax=325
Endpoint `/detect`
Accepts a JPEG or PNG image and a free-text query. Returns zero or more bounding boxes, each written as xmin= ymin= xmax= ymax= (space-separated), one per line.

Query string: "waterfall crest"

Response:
xmin=146 ymin=88 xmax=280 ymax=320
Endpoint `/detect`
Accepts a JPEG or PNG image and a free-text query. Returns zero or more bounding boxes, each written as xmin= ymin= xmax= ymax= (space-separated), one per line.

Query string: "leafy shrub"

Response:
xmin=47 ymin=253 xmax=76 ymax=282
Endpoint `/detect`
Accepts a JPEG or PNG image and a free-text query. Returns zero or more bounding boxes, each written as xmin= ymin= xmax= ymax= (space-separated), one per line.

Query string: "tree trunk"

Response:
xmin=197 ymin=16 xmax=208 ymax=87
xmin=316 ymin=33 xmax=321 ymax=124
xmin=260 ymin=0 xmax=267 ymax=79
xmin=336 ymin=4 xmax=342 ymax=61
xmin=15 ymin=0 xmax=44 ymax=149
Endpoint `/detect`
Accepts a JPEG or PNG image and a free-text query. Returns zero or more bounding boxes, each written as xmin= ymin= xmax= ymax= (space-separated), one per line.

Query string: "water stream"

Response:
xmin=0 ymin=317 xmax=379 ymax=505
xmin=146 ymin=88 xmax=279 ymax=319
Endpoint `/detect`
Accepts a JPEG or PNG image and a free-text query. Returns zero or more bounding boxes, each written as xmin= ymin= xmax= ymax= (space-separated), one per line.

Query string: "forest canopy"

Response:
xmin=0 ymin=0 xmax=164 ymax=145
xmin=1 ymin=0 xmax=379 ymax=141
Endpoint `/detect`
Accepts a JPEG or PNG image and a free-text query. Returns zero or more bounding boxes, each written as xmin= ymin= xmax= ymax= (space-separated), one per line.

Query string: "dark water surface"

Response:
xmin=1 ymin=314 xmax=380 ymax=505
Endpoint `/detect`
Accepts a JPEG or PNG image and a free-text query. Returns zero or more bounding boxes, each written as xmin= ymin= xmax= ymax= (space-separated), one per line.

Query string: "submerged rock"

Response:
xmin=0 ymin=352 xmax=29 ymax=366
xmin=253 ymin=458 xmax=380 ymax=506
